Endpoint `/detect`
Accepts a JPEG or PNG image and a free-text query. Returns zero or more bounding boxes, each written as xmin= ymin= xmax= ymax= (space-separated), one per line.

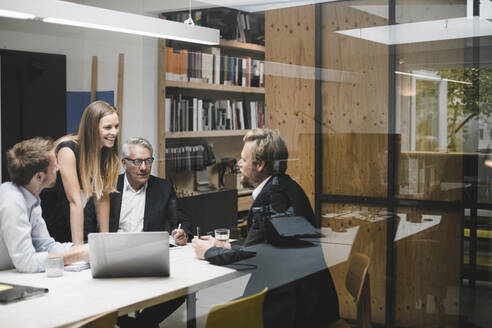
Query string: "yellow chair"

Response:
xmin=330 ymin=252 xmax=372 ymax=328
xmin=71 ymin=310 xmax=118 ymax=328
xmin=204 ymin=288 xmax=268 ymax=328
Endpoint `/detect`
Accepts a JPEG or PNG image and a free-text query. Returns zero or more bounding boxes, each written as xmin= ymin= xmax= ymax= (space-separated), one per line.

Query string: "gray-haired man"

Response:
xmin=84 ymin=137 xmax=191 ymax=327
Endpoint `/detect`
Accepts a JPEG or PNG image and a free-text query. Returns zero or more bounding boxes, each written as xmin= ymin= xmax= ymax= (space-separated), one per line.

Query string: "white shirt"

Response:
xmin=0 ymin=182 xmax=72 ymax=272
xmin=252 ymin=176 xmax=272 ymax=200
xmin=118 ymin=174 xmax=147 ymax=232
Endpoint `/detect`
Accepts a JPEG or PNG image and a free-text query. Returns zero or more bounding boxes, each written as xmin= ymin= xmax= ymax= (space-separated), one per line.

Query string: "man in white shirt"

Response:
xmin=0 ymin=137 xmax=89 ymax=273
xmin=84 ymin=137 xmax=191 ymax=242
xmin=84 ymin=137 xmax=191 ymax=327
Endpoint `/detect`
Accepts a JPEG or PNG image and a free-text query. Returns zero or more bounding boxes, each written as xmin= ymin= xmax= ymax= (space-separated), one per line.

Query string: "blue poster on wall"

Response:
xmin=66 ymin=91 xmax=114 ymax=134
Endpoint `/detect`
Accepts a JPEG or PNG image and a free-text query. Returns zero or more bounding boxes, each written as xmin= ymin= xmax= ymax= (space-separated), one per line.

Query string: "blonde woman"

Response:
xmin=41 ymin=101 xmax=120 ymax=245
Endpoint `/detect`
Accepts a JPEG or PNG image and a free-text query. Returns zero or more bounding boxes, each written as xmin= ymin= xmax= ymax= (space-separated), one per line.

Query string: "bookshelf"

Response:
xmin=157 ymin=38 xmax=266 ymax=197
xmin=166 ymin=129 xmax=251 ymax=139
xmin=165 ymin=80 xmax=265 ymax=94
xmin=219 ymin=39 xmax=265 ymax=53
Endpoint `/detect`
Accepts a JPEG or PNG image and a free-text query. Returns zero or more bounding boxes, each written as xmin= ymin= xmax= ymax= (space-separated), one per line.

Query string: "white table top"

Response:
xmin=0 ymin=236 xmax=355 ymax=328
xmin=0 ymin=245 xmax=243 ymax=328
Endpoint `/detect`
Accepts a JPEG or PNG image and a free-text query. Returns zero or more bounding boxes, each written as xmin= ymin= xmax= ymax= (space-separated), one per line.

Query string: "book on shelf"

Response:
xmin=236 ymin=13 xmax=246 ymax=43
xmin=211 ymin=47 xmax=221 ymax=84
xmin=165 ymin=98 xmax=171 ymax=132
xmin=259 ymin=61 xmax=265 ymax=87
xmin=164 ymin=47 xmax=264 ymax=88
xmin=237 ymin=101 xmax=245 ymax=130
xmin=165 ymin=94 xmax=265 ymax=133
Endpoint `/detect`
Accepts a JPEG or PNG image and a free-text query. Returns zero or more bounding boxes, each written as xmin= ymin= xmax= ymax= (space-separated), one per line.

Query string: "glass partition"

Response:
xmin=0 ymin=0 xmax=491 ymax=327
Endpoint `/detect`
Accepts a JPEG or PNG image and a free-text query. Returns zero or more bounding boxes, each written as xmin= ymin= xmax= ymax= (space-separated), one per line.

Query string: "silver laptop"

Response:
xmin=88 ymin=232 xmax=170 ymax=278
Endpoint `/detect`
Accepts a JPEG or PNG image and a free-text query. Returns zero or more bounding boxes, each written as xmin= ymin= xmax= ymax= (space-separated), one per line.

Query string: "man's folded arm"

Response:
xmin=204 ymin=245 xmax=256 ymax=265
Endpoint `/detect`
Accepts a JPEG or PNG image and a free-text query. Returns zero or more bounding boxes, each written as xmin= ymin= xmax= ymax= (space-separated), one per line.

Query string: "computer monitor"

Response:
xmin=178 ymin=189 xmax=238 ymax=235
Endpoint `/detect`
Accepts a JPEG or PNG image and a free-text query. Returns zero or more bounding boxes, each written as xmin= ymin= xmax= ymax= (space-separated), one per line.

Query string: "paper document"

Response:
xmin=64 ymin=261 xmax=90 ymax=272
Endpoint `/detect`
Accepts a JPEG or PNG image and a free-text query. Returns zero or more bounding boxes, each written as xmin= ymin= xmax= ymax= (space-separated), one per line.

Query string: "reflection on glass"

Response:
xmin=415 ymin=78 xmax=441 ymax=152
xmin=397 ymin=68 xmax=492 ymax=201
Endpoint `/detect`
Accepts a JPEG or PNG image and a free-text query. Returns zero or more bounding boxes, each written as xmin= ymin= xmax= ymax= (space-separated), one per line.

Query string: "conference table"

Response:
xmin=0 ymin=246 xmax=244 ymax=328
xmin=0 ymin=229 xmax=353 ymax=328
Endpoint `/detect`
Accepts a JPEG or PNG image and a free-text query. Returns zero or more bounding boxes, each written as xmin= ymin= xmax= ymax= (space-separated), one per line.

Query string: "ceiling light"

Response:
xmin=197 ymin=0 xmax=337 ymax=13
xmin=0 ymin=0 xmax=219 ymax=45
xmin=395 ymin=71 xmax=472 ymax=85
xmin=336 ymin=16 xmax=492 ymax=45
xmin=0 ymin=8 xmax=35 ymax=19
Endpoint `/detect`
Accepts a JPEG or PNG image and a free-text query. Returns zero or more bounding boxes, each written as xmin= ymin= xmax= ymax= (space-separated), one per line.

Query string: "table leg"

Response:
xmin=186 ymin=292 xmax=197 ymax=328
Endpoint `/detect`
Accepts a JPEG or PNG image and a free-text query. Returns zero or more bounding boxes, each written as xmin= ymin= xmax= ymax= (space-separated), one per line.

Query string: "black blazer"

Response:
xmin=84 ymin=174 xmax=192 ymax=240
xmin=204 ymin=174 xmax=340 ymax=327
xmin=249 ymin=174 xmax=316 ymax=225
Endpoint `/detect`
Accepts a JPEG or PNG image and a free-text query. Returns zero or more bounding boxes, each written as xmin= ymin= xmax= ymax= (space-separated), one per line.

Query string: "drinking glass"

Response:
xmin=45 ymin=256 xmax=64 ymax=277
xmin=214 ymin=228 xmax=230 ymax=242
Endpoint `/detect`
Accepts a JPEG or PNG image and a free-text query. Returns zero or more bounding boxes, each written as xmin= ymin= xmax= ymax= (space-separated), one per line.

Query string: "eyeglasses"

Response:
xmin=124 ymin=157 xmax=154 ymax=166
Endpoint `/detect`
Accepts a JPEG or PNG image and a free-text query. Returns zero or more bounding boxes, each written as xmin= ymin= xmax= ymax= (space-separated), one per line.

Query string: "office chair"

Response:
xmin=72 ymin=310 xmax=118 ymax=328
xmin=330 ymin=252 xmax=372 ymax=328
xmin=204 ymin=288 xmax=268 ymax=328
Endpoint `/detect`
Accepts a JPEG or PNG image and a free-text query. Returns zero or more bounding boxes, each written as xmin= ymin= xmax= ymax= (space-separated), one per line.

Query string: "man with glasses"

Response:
xmin=84 ymin=137 xmax=191 ymax=327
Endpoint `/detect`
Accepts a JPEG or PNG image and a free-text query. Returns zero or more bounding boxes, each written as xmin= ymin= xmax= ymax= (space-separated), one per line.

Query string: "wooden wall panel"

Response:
xmin=323 ymin=133 xmax=388 ymax=197
xmin=394 ymin=208 xmax=461 ymax=327
xmin=322 ymin=203 xmax=388 ymax=324
xmin=322 ymin=203 xmax=461 ymax=327
xmin=321 ymin=2 xmax=389 ymax=197
xmin=321 ymin=2 xmax=388 ymax=135
xmin=318 ymin=2 xmax=465 ymax=327
xmin=265 ymin=5 xmax=316 ymax=206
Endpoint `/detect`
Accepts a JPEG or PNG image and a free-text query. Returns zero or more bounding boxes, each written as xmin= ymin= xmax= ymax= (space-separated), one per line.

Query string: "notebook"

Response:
xmin=0 ymin=282 xmax=48 ymax=304
xmin=88 ymin=232 xmax=170 ymax=278
xmin=265 ymin=216 xmax=321 ymax=246
xmin=269 ymin=216 xmax=321 ymax=238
